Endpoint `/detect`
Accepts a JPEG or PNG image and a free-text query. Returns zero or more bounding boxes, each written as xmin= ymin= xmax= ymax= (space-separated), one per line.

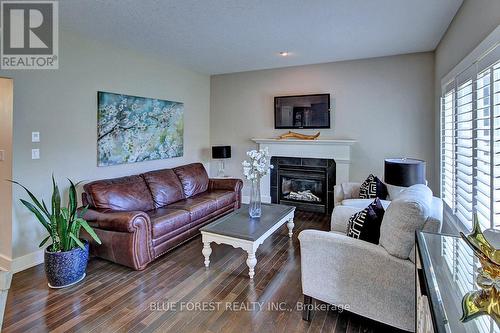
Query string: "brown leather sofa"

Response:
xmin=80 ymin=163 xmax=243 ymax=270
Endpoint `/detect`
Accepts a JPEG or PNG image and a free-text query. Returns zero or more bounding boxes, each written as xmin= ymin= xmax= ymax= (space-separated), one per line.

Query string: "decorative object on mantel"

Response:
xmin=459 ymin=214 xmax=500 ymax=324
xmin=212 ymin=145 xmax=231 ymax=177
xmin=277 ymin=131 xmax=320 ymax=140
xmin=242 ymin=148 xmax=273 ymax=218
xmin=97 ymin=91 xmax=184 ymax=167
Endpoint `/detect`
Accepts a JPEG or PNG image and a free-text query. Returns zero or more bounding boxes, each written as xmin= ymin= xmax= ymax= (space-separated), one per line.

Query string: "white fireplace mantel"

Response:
xmin=251 ymin=138 xmax=356 ymax=203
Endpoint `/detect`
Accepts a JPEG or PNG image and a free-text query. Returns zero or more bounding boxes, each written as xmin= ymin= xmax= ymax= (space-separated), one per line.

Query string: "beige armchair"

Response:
xmin=299 ymin=185 xmax=442 ymax=332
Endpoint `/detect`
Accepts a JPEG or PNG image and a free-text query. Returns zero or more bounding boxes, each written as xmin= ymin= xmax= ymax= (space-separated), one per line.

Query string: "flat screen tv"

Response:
xmin=274 ymin=94 xmax=330 ymax=129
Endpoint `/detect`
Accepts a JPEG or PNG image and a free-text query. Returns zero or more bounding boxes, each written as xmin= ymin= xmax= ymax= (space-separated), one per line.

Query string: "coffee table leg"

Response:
xmin=202 ymin=241 xmax=212 ymax=268
xmin=287 ymin=217 xmax=294 ymax=238
xmin=246 ymin=251 xmax=257 ymax=279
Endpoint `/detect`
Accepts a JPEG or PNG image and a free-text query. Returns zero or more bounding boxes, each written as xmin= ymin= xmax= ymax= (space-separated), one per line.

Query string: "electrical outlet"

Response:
xmin=31 ymin=148 xmax=40 ymax=160
xmin=32 ymin=132 xmax=40 ymax=143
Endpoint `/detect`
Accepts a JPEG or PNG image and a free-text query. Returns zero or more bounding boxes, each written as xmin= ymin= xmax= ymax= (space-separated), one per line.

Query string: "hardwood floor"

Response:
xmin=3 ymin=211 xmax=406 ymax=333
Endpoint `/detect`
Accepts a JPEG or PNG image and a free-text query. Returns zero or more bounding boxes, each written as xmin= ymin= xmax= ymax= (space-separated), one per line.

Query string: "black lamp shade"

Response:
xmin=384 ymin=158 xmax=426 ymax=187
xmin=212 ymin=146 xmax=231 ymax=159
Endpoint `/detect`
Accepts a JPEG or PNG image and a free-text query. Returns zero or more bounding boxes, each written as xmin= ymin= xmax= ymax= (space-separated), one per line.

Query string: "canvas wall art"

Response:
xmin=97 ymin=91 xmax=184 ymax=166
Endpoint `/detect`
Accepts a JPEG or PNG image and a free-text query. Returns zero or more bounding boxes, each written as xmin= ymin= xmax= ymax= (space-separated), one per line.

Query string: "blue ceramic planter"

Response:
xmin=44 ymin=241 xmax=89 ymax=288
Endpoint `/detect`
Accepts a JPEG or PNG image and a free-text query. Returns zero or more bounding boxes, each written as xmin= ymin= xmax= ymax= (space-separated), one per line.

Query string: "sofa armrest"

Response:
xmin=330 ymin=205 xmax=362 ymax=233
xmin=209 ymin=178 xmax=243 ymax=192
xmin=79 ymin=207 xmax=154 ymax=270
xmin=209 ymin=178 xmax=243 ymax=208
xmin=333 ymin=182 xmax=362 ymax=207
xmin=298 ymin=230 xmax=415 ymax=331
xmin=82 ymin=208 xmax=151 ymax=233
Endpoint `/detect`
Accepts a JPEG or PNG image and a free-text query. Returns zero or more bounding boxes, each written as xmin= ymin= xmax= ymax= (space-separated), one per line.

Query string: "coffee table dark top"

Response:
xmin=200 ymin=203 xmax=295 ymax=241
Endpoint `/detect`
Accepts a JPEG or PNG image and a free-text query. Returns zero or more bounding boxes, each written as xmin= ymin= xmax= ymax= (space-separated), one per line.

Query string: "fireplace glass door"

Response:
xmin=280 ymin=171 xmax=325 ymax=204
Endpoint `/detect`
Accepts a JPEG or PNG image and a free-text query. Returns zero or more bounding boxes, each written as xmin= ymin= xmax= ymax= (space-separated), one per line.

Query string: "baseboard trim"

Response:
xmin=0 ymin=255 xmax=11 ymax=272
xmin=242 ymin=195 xmax=271 ymax=204
xmin=12 ymin=250 xmax=44 ymax=273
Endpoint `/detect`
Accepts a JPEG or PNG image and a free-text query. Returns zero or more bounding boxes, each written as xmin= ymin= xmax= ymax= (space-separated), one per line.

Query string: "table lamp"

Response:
xmin=212 ymin=146 xmax=231 ymax=177
xmin=384 ymin=158 xmax=426 ymax=187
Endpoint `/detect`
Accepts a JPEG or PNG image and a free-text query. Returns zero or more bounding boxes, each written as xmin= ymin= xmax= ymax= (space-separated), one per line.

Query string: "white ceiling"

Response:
xmin=61 ymin=0 xmax=463 ymax=75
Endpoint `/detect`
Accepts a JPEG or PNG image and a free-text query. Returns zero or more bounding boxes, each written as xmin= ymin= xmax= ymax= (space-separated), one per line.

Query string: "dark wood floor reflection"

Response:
xmin=3 ymin=211 xmax=406 ymax=333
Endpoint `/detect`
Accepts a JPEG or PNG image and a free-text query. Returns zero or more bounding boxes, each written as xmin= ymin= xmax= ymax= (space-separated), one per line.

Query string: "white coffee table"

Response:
xmin=200 ymin=203 xmax=295 ymax=279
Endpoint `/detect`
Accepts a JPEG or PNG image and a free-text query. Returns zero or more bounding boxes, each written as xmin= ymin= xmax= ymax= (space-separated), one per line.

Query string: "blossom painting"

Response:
xmin=97 ymin=91 xmax=184 ymax=166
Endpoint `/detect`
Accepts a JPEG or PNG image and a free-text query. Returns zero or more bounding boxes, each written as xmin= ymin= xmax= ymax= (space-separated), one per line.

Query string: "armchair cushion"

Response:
xmin=333 ymin=182 xmax=362 ymax=206
xmin=331 ymin=205 xmax=362 ymax=233
xmin=379 ymin=184 xmax=433 ymax=259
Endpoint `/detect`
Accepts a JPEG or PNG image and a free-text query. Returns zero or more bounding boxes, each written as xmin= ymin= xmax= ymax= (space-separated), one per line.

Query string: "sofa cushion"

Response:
xmin=173 ymin=163 xmax=209 ymax=197
xmin=84 ymin=175 xmax=154 ymax=212
xmin=203 ymin=190 xmax=237 ymax=210
xmin=142 ymin=169 xmax=185 ymax=208
xmin=147 ymin=208 xmax=191 ymax=239
xmin=379 ymin=184 xmax=433 ymax=259
xmin=342 ymin=199 xmax=391 ymax=210
xmin=359 ymin=174 xmax=388 ymax=199
xmin=167 ymin=193 xmax=218 ymax=221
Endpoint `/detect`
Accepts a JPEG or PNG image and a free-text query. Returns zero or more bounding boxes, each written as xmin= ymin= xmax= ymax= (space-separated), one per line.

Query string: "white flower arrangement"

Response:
xmin=242 ymin=148 xmax=273 ymax=180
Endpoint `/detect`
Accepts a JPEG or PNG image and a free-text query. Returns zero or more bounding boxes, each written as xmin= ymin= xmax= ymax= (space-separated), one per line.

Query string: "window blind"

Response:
xmin=440 ymin=27 xmax=500 ymax=333
xmin=440 ymin=43 xmax=500 ymax=231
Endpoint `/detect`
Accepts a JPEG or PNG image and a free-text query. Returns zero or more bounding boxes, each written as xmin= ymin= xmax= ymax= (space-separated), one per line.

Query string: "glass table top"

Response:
xmin=418 ymin=232 xmax=499 ymax=333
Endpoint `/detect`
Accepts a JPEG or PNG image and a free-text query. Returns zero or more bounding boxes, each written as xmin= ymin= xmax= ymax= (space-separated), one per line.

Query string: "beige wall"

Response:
xmin=0 ymin=30 xmax=210 ymax=264
xmin=210 ymin=53 xmax=436 ymax=197
xmin=434 ymin=0 xmax=500 ymax=197
xmin=0 ymin=78 xmax=13 ymax=270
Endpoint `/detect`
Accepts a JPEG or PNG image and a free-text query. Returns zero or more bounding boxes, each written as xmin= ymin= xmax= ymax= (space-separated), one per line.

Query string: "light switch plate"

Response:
xmin=0 ymin=150 xmax=5 ymax=161
xmin=32 ymin=132 xmax=40 ymax=143
xmin=31 ymin=149 xmax=40 ymax=160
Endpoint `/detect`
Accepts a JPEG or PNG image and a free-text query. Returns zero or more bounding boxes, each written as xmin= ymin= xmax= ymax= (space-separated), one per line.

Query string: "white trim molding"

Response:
xmin=252 ymin=138 xmax=356 ymax=202
xmin=11 ymin=250 xmax=44 ymax=273
xmin=0 ymin=254 xmax=11 ymax=272
xmin=441 ymin=25 xmax=500 ymax=87
xmin=251 ymin=138 xmax=357 ymax=146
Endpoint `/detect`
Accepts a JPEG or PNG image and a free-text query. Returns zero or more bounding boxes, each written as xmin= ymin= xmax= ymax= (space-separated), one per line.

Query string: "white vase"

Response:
xmin=249 ymin=178 xmax=262 ymax=218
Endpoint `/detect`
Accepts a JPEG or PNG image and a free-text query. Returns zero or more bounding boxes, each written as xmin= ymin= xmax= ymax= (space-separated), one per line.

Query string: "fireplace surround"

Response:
xmin=270 ymin=156 xmax=335 ymax=214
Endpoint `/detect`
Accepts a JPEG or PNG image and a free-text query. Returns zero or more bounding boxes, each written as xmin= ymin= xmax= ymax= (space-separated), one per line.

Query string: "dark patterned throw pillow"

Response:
xmin=369 ymin=197 xmax=385 ymax=221
xmin=359 ymin=174 xmax=388 ymax=199
xmin=346 ymin=198 xmax=385 ymax=244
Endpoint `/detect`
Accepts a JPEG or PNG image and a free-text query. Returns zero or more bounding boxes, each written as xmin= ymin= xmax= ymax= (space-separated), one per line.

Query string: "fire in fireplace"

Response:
xmin=270 ymin=156 xmax=335 ymax=214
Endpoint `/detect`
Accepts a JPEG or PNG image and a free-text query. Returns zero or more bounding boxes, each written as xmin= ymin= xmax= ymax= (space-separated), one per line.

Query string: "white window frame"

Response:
xmin=440 ymin=25 xmax=500 ymax=232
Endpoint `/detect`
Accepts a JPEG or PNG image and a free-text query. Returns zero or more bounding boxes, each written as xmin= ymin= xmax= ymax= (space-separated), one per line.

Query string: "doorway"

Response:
xmin=0 ymin=78 xmax=13 ymax=269
xmin=0 ymin=77 xmax=13 ymax=331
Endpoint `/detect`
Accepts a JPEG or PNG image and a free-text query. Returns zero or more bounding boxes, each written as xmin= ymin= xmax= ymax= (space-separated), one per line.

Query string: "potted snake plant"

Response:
xmin=11 ymin=177 xmax=101 ymax=288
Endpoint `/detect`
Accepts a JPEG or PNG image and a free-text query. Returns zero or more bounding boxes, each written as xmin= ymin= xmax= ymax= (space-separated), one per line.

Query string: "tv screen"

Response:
xmin=274 ymin=94 xmax=330 ymax=129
